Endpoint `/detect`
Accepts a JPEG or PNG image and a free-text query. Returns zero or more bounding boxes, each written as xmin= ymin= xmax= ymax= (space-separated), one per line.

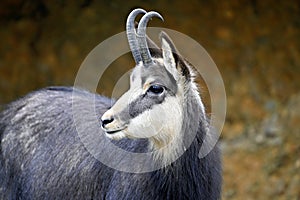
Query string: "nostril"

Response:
xmin=101 ymin=117 xmax=114 ymax=128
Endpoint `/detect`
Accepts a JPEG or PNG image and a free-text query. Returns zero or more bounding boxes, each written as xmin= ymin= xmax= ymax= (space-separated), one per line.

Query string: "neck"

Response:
xmin=150 ymin=85 xmax=206 ymax=168
xmin=148 ymin=87 xmax=209 ymax=198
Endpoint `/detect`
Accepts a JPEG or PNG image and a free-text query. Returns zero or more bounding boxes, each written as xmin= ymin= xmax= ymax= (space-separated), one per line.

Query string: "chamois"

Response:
xmin=0 ymin=9 xmax=221 ymax=200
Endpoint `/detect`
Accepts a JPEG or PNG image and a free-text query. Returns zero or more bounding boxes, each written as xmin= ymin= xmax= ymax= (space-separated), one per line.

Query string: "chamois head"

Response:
xmin=101 ymin=9 xmax=204 ymax=150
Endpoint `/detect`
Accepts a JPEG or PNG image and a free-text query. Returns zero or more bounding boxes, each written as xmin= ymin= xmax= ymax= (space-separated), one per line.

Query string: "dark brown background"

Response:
xmin=0 ymin=0 xmax=299 ymax=199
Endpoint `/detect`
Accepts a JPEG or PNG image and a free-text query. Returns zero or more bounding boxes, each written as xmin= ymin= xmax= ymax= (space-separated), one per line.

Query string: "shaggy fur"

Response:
xmin=0 ymin=10 xmax=222 ymax=199
xmin=0 ymin=86 xmax=221 ymax=199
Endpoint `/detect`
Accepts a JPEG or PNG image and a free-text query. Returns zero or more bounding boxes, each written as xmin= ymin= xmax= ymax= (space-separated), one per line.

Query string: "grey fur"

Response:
xmin=0 ymin=9 xmax=221 ymax=200
xmin=117 ymin=62 xmax=178 ymax=121
xmin=0 ymin=86 xmax=221 ymax=199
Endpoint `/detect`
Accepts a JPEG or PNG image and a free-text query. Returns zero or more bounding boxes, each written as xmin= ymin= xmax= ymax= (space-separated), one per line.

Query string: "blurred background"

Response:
xmin=0 ymin=0 xmax=299 ymax=199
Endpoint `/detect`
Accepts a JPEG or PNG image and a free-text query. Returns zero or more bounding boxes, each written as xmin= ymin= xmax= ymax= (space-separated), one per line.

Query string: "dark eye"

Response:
xmin=147 ymin=85 xmax=164 ymax=95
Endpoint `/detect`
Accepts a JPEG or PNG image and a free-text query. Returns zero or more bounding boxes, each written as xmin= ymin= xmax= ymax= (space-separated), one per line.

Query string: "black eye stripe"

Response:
xmin=133 ymin=94 xmax=165 ymax=118
xmin=117 ymin=85 xmax=176 ymax=122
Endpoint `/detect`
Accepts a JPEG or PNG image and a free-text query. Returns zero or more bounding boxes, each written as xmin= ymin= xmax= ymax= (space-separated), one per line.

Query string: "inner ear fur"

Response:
xmin=159 ymin=31 xmax=191 ymax=81
xmin=159 ymin=31 xmax=179 ymax=65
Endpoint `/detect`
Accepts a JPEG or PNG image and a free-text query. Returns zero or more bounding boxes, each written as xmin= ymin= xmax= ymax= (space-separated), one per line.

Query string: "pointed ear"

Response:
xmin=160 ymin=31 xmax=180 ymax=80
xmin=160 ymin=31 xmax=190 ymax=81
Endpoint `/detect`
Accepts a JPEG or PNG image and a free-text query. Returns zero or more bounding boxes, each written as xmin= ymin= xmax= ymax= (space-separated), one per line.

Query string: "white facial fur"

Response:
xmin=101 ymin=32 xmax=203 ymax=166
xmin=127 ymin=95 xmax=183 ymax=143
xmin=102 ymin=61 xmax=184 ymax=148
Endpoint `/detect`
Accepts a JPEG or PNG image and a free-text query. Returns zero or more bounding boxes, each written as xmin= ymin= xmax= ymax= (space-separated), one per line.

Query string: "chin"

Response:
xmin=105 ymin=131 xmax=126 ymax=140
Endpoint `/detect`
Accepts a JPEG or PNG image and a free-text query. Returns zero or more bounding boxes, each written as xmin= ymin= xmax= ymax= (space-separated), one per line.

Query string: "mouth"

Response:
xmin=106 ymin=129 xmax=124 ymax=135
xmin=103 ymin=127 xmax=127 ymax=140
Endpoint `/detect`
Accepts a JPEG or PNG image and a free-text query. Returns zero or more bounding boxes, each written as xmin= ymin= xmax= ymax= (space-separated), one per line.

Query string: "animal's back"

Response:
xmin=1 ymin=7 xmax=222 ymax=199
xmin=0 ymin=86 xmax=221 ymax=200
xmin=0 ymin=86 xmax=116 ymax=199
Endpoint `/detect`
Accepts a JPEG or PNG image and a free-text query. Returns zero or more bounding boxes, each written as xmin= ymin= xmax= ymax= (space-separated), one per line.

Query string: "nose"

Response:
xmin=101 ymin=117 xmax=114 ymax=128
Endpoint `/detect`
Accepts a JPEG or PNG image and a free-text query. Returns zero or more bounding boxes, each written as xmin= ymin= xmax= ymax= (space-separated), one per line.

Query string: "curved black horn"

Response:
xmin=137 ymin=11 xmax=163 ymax=66
xmin=126 ymin=8 xmax=146 ymax=64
